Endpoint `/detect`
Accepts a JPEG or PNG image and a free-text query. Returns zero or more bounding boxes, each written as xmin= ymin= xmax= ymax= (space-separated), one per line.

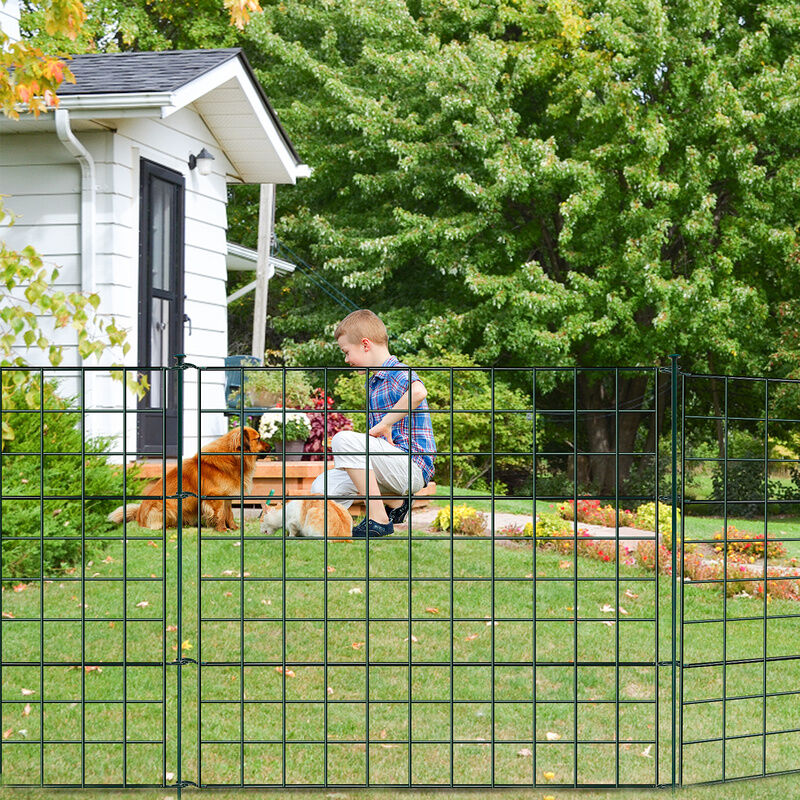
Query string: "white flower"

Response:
xmin=258 ymin=409 xmax=312 ymax=442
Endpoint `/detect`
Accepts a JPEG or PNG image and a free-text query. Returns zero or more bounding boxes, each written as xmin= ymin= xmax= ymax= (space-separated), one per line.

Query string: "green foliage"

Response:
xmin=333 ymin=351 xmax=537 ymax=488
xmin=226 ymin=0 xmax=799 ymax=380
xmin=431 ymin=504 xmax=487 ymax=537
xmin=534 ymin=513 xmax=575 ymax=542
xmin=1 ymin=380 xmax=145 ymax=580
xmin=635 ymin=501 xmax=679 ymax=548
xmin=711 ymin=430 xmax=765 ymax=518
xmin=228 ymin=368 xmax=313 ymax=408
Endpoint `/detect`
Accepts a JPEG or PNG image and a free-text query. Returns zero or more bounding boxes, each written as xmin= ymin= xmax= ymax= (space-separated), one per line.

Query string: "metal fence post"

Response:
xmin=173 ymin=353 xmax=186 ymax=797
xmin=669 ymin=354 xmax=680 ymax=788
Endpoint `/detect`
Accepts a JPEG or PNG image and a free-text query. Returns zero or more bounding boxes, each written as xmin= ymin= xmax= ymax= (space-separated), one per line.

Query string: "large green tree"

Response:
xmin=234 ymin=0 xmax=800 ymax=489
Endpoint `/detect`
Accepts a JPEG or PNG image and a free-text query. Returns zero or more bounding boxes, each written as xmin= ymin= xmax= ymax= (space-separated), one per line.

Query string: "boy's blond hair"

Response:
xmin=334 ymin=309 xmax=388 ymax=345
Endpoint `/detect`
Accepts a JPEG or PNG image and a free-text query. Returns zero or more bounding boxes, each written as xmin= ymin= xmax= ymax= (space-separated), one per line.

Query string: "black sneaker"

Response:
xmin=384 ymin=498 xmax=410 ymax=525
xmin=352 ymin=518 xmax=395 ymax=538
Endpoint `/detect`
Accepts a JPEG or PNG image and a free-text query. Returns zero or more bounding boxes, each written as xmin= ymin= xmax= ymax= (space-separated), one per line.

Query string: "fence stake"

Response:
xmin=670 ymin=354 xmax=680 ymax=788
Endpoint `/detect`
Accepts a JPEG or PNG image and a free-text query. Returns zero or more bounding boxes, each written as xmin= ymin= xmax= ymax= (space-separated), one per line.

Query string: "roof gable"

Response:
xmin=50 ymin=48 xmax=309 ymax=184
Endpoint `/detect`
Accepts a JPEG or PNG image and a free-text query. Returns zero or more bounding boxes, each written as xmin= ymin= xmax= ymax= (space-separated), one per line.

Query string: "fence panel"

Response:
xmin=1 ymin=360 xmax=679 ymax=789
xmin=0 ymin=365 xmax=174 ymax=787
xmin=679 ymin=373 xmax=800 ymax=785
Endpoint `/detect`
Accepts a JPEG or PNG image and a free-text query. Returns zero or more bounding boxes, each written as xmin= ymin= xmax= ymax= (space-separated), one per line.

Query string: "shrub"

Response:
xmin=634 ymin=501 xmax=681 ymax=549
xmin=711 ymin=526 xmax=786 ymax=561
xmin=710 ymin=430 xmax=765 ymax=518
xmin=1 ymin=381 xmax=145 ymax=580
xmin=431 ymin=504 xmax=487 ymax=536
xmin=558 ymin=499 xmax=636 ymax=527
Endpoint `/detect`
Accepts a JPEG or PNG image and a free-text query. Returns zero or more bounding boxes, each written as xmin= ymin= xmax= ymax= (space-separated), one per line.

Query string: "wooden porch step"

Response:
xmin=134 ymin=459 xmax=436 ymax=514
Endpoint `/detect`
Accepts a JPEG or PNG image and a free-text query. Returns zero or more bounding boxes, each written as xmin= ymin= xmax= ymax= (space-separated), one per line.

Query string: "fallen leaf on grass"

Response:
xmin=352 ymin=642 xmax=364 ymax=650
xmin=425 ymin=607 xmax=440 ymax=614
xmin=147 ymin=541 xmax=159 ymax=548
xmin=545 ymin=731 xmax=561 ymax=741
xmin=166 ymin=771 xmax=175 ymax=781
xmin=224 ymin=592 xmax=233 ymax=598
xmin=619 ymin=606 xmax=629 ymax=615
xmin=327 ymin=687 xmax=334 ymax=696
xmin=22 ymin=704 xmax=31 ymax=717
xmin=135 ymin=601 xmax=149 ymax=608
xmin=543 ymin=771 xmax=555 ymax=780
xmin=327 ymin=565 xmax=336 ymax=573
xmin=601 ymin=620 xmax=615 ymax=627
xmin=403 ymin=635 xmax=418 ymax=643
xmin=20 ymin=689 xmax=35 ymax=696
xmin=275 ymin=666 xmax=296 ymax=677
xmin=12 ymin=584 xmax=26 ymax=593
xmin=348 ymin=587 xmax=362 ymax=595
xmin=2 ymin=729 xmax=12 ymax=739
xmin=17 ymin=729 xmax=27 ymax=738
xmin=380 ymin=729 xmax=387 ymax=739
xmin=464 ymin=633 xmax=480 ymax=641
xmin=558 ymin=561 xmax=571 ymax=570
xmin=84 ymin=666 xmax=102 ymax=673
xmin=516 ymin=747 xmax=532 ymax=757
xmin=166 ymin=625 xmax=178 ymax=632
xmin=2 ymin=612 xmax=14 ymax=619
xmin=624 ymin=589 xmax=639 ymax=599
xmin=103 ymin=556 xmax=114 ymax=564
xmin=601 ymin=604 xmax=615 ymax=613
xmin=641 ymin=744 xmax=653 ymax=758
xmin=181 ymin=640 xmax=192 ymax=651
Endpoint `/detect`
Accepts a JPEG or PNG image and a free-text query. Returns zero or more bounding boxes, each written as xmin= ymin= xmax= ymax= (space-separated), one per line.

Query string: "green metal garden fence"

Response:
xmin=1 ymin=357 xmax=798 ymax=790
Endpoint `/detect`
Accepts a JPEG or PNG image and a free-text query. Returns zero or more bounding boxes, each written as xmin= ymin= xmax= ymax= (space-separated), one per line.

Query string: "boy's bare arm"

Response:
xmin=368 ymin=380 xmax=427 ymax=440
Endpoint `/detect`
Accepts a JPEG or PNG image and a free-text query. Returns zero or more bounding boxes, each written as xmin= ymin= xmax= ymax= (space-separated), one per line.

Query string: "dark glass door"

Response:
xmin=137 ymin=159 xmax=185 ymax=456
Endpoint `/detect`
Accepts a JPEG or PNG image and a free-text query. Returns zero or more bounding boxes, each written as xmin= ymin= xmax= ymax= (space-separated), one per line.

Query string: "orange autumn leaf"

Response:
xmin=2 ymin=729 xmax=12 ymax=740
xmin=425 ymin=607 xmax=440 ymax=614
xmin=464 ymin=633 xmax=480 ymax=641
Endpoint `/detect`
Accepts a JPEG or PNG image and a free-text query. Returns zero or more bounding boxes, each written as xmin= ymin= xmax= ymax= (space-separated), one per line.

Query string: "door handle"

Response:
xmin=184 ymin=313 xmax=192 ymax=336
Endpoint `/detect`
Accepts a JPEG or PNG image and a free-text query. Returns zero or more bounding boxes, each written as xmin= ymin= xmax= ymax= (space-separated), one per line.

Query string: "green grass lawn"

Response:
xmin=1 ymin=517 xmax=799 ymax=790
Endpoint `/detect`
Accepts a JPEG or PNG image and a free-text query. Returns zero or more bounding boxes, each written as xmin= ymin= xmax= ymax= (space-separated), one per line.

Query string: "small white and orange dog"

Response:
xmin=260 ymin=498 xmax=352 ymax=539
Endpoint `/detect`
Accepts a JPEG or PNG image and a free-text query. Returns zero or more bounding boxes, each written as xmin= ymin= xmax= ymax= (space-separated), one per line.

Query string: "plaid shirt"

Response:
xmin=368 ymin=356 xmax=436 ymax=484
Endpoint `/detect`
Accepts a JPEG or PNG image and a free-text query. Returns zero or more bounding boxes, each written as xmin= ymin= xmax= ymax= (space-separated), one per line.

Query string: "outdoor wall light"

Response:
xmin=188 ymin=147 xmax=215 ymax=176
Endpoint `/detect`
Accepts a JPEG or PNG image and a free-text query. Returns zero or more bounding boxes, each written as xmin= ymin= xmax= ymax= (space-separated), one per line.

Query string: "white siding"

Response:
xmin=0 ymin=0 xmax=20 ymax=42
xmin=0 ymin=105 xmax=233 ymax=454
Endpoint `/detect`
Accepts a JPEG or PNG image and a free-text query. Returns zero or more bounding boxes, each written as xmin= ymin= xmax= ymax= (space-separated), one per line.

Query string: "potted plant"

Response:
xmin=258 ymin=408 xmax=312 ymax=460
xmin=227 ymin=369 xmax=313 ymax=409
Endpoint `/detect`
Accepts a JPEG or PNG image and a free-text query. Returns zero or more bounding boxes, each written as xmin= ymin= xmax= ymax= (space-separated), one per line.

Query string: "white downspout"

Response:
xmin=55 ymin=108 xmax=96 ymax=427
xmin=55 ymin=107 xmax=96 ymax=297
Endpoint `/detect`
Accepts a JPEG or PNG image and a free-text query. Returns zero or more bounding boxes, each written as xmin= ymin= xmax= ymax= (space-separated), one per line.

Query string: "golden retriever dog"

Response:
xmin=260 ymin=498 xmax=352 ymax=539
xmin=108 ymin=426 xmax=268 ymax=532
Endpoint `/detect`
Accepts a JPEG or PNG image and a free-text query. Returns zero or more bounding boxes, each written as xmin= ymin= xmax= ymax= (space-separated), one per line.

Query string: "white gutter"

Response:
xmin=55 ymin=107 xmax=95 ymax=297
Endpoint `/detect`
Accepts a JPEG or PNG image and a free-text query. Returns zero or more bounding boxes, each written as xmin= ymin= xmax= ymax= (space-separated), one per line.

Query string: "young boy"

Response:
xmin=310 ymin=309 xmax=436 ymax=538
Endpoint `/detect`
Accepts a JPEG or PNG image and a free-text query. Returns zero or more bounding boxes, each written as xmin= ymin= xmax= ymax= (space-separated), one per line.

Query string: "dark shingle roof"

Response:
xmin=58 ymin=48 xmax=242 ymax=95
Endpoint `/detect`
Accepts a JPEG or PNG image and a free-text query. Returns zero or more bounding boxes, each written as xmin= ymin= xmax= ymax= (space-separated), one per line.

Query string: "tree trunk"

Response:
xmin=578 ymin=373 xmax=650 ymax=496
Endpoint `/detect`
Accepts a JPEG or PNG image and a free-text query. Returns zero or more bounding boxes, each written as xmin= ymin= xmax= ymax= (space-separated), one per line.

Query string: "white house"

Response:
xmin=0 ymin=47 xmax=308 ymax=457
